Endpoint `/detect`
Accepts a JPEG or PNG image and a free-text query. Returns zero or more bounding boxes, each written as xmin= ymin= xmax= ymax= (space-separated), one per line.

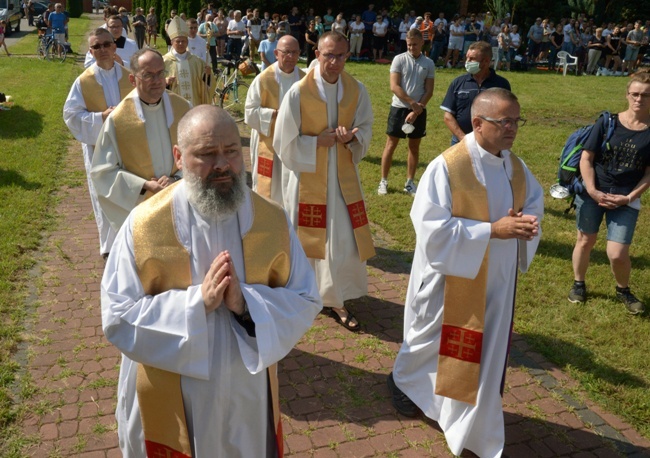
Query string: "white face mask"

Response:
xmin=267 ymin=33 xmax=276 ymax=41
xmin=465 ymin=61 xmax=481 ymax=74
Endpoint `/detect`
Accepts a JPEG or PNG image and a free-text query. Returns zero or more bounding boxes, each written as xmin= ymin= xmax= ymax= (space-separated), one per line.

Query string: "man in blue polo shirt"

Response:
xmin=47 ymin=3 xmax=68 ymax=57
xmin=440 ymin=41 xmax=510 ymax=145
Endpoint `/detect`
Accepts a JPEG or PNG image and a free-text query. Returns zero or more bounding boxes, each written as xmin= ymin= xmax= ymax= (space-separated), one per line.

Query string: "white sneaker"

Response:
xmin=378 ymin=179 xmax=388 ymax=195
xmin=601 ymin=68 xmax=610 ymax=76
xmin=623 ymin=72 xmax=629 ymax=76
xmin=615 ymin=71 xmax=622 ymax=76
xmin=446 ymin=62 xmax=452 ymax=68
xmin=404 ymin=180 xmax=417 ymax=196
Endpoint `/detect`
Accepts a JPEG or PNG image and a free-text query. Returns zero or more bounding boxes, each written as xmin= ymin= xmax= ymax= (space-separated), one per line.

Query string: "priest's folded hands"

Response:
xmin=490 ymin=208 xmax=540 ymax=240
xmin=201 ymin=249 xmax=246 ymax=315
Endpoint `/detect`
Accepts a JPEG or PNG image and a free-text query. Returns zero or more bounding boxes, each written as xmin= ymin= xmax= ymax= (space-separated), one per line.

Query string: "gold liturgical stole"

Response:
xmin=255 ymin=65 xmax=305 ymax=199
xmin=79 ymin=63 xmax=133 ymax=114
xmin=112 ymin=91 xmax=189 ymax=198
xmin=436 ymin=140 xmax=526 ymax=405
xmin=132 ymin=184 xmax=290 ymax=458
xmin=164 ymin=53 xmax=217 ymax=106
xmin=296 ymin=68 xmax=375 ymax=261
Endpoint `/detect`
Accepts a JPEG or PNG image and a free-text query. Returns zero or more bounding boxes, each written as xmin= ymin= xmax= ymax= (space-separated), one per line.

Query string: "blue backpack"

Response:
xmin=553 ymin=111 xmax=616 ymax=199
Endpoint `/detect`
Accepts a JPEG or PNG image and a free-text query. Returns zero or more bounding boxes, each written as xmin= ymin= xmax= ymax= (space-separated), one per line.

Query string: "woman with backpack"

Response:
xmin=568 ymin=71 xmax=650 ymax=315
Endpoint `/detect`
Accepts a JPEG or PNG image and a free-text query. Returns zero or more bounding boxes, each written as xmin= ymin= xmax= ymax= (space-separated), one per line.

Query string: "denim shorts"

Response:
xmin=575 ymin=192 xmax=639 ymax=244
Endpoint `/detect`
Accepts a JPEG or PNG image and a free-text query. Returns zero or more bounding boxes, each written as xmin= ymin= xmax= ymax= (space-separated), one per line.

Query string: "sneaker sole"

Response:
xmin=567 ymin=296 xmax=585 ymax=304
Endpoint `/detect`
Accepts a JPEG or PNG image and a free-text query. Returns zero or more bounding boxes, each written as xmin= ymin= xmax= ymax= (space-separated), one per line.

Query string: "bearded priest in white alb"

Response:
xmin=389 ymin=88 xmax=544 ymax=458
xmin=63 ymin=28 xmax=133 ymax=256
xmin=101 ymin=106 xmax=322 ymax=458
xmin=163 ymin=16 xmax=215 ymax=107
xmin=91 ymin=48 xmax=191 ymax=233
xmin=245 ymin=35 xmax=304 ymax=205
xmin=273 ymin=32 xmax=374 ymax=332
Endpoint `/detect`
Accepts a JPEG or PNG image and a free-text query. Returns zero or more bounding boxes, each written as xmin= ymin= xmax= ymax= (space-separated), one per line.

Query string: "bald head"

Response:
xmin=177 ymin=105 xmax=238 ymax=152
xmin=471 ymin=88 xmax=521 ymax=155
xmin=275 ymin=35 xmax=300 ymax=73
xmin=470 ymin=88 xmax=519 ymax=121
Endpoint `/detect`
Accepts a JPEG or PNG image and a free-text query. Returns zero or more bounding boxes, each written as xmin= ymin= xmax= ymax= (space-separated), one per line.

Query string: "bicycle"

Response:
xmin=36 ymin=29 xmax=67 ymax=62
xmin=212 ymin=58 xmax=256 ymax=122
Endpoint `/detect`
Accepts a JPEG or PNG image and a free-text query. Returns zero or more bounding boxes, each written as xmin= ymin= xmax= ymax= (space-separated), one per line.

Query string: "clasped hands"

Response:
xmin=201 ymin=251 xmax=246 ymax=315
xmin=588 ymin=189 xmax=630 ymax=209
xmin=491 ymin=209 xmax=540 ymax=241
xmin=316 ymin=126 xmax=359 ymax=148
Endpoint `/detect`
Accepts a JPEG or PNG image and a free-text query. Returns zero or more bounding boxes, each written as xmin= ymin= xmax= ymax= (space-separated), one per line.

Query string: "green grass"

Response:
xmin=346 ymin=61 xmax=649 ymax=437
xmin=0 ymin=14 xmax=94 ymax=450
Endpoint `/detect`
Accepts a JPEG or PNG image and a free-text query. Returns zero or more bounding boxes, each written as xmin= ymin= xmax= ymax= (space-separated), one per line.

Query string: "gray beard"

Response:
xmin=183 ymin=164 xmax=247 ymax=221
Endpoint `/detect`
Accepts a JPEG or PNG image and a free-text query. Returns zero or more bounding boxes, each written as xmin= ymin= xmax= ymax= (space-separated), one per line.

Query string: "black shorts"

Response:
xmin=386 ymin=106 xmax=427 ymax=139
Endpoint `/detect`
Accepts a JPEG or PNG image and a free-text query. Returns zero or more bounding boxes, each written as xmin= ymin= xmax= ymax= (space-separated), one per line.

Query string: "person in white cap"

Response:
xmin=163 ymin=16 xmax=215 ymax=107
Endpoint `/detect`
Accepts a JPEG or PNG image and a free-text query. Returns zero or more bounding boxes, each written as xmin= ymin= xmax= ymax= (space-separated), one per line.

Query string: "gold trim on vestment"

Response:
xmin=163 ymin=52 xmax=216 ymax=106
xmin=436 ymin=140 xmax=526 ymax=405
xmin=254 ymin=67 xmax=281 ymax=198
xmin=79 ymin=64 xmax=133 ymax=114
xmin=113 ymin=91 xmax=189 ymax=199
xmin=132 ymin=186 xmax=290 ymax=457
xmin=296 ymin=68 xmax=375 ymax=261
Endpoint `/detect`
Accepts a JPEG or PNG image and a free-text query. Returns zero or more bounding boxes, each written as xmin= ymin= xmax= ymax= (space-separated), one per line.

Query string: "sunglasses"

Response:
xmin=90 ymin=41 xmax=114 ymax=50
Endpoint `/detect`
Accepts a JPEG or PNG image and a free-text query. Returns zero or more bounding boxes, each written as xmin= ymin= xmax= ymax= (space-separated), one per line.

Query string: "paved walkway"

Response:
xmin=12 ymin=127 xmax=650 ymax=457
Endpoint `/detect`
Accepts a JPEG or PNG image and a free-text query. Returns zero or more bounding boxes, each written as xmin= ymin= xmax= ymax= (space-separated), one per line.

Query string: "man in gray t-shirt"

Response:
xmin=623 ymin=21 xmax=644 ymax=75
xmin=378 ymin=28 xmax=435 ymax=196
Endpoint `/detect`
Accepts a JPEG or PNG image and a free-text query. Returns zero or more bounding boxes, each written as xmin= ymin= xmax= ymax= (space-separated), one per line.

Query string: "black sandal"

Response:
xmin=326 ymin=307 xmax=361 ymax=332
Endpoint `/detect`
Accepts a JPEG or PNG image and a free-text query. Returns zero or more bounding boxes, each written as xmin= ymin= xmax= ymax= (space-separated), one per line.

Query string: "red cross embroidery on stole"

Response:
xmin=440 ymin=324 xmax=483 ymax=364
xmin=298 ymin=203 xmax=327 ymax=228
xmin=346 ymin=200 xmax=368 ymax=229
xmin=257 ymin=156 xmax=273 ymax=178
xmin=145 ymin=440 xmax=191 ymax=458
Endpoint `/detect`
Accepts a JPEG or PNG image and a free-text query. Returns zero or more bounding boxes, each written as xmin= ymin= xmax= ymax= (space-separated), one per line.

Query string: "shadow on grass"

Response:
xmin=0 ymin=105 xmax=44 ymax=138
xmin=279 ymin=346 xmax=644 ymax=457
xmin=537 ymin=237 xmax=650 ymax=270
xmin=363 ymin=155 xmax=427 ymax=169
xmin=0 ymin=168 xmax=43 ymax=190
xmin=519 ymin=332 xmax=647 ymax=389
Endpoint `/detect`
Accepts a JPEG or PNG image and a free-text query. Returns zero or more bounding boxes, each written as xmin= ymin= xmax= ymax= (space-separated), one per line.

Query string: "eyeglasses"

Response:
xmin=628 ymin=92 xmax=650 ymax=99
xmin=479 ymin=116 xmax=527 ymax=129
xmin=89 ymin=41 xmax=114 ymax=50
xmin=276 ymin=49 xmax=299 ymax=57
xmin=319 ymin=52 xmax=348 ymax=62
xmin=135 ymin=70 xmax=168 ymax=81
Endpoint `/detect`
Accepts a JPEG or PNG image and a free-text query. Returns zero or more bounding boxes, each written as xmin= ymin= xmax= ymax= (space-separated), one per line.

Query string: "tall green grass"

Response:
xmin=0 ymin=15 xmax=91 ymax=446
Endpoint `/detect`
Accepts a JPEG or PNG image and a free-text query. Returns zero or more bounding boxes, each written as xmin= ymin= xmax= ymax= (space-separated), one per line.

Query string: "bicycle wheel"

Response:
xmin=36 ymin=40 xmax=47 ymax=59
xmin=219 ymin=80 xmax=249 ymax=122
xmin=46 ymin=41 xmax=66 ymax=62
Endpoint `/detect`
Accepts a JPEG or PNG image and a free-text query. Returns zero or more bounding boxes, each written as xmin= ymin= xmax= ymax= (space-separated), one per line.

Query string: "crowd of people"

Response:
xmin=56 ymin=3 xmax=650 ymax=458
xmin=94 ymin=3 xmax=650 ymax=79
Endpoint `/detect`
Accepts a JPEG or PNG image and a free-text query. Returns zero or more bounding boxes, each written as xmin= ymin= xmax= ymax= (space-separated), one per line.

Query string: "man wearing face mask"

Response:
xmin=258 ymin=24 xmax=278 ymax=70
xmin=440 ymin=41 xmax=511 ymax=145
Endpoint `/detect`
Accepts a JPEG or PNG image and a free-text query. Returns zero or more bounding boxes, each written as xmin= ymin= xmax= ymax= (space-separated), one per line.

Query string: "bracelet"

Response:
xmin=627 ymin=195 xmax=632 ymax=204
